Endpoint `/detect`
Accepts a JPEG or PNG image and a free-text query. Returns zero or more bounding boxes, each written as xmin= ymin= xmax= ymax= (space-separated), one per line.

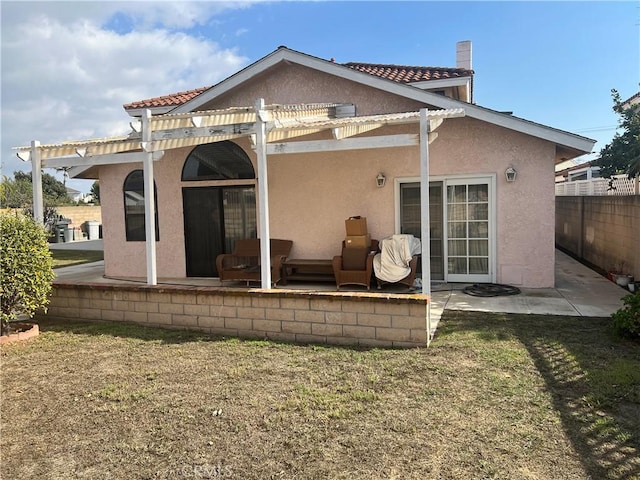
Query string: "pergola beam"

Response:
xmin=42 ymin=151 xmax=165 ymax=169
xmin=150 ymin=122 xmax=255 ymax=142
xmin=267 ymin=134 xmax=418 ymax=155
xmin=332 ymin=123 xmax=383 ymax=140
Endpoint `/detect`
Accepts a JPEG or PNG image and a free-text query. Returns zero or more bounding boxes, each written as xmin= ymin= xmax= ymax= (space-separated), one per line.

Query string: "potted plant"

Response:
xmin=616 ymin=274 xmax=633 ymax=288
xmin=607 ymin=261 xmax=633 ymax=288
xmin=0 ymin=213 xmax=55 ymax=339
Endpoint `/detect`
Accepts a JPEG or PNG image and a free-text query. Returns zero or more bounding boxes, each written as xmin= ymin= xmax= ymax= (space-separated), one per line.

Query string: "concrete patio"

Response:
xmin=52 ymin=243 xmax=628 ymax=323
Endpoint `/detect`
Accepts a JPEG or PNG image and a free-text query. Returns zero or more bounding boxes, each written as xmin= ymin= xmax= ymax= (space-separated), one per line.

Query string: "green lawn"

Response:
xmin=50 ymin=249 xmax=104 ymax=268
xmin=1 ymin=311 xmax=638 ymax=479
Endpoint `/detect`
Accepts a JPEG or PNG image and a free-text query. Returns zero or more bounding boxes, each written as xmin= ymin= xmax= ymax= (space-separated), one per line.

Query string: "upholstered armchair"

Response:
xmin=373 ymin=234 xmax=421 ymax=290
xmin=376 ymin=256 xmax=418 ymax=290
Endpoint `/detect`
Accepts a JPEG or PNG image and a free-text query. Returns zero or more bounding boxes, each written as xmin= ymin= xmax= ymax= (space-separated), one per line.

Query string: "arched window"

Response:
xmin=182 ymin=141 xmax=255 ymax=181
xmin=123 ymin=170 xmax=159 ymax=241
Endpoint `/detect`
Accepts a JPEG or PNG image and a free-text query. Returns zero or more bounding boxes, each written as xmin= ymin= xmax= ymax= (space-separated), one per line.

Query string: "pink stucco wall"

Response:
xmin=100 ymin=61 xmax=557 ymax=287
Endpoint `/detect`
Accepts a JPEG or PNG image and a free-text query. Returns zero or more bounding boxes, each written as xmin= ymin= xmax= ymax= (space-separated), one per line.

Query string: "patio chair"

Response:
xmin=375 ymin=256 xmax=419 ymax=290
xmin=373 ymin=234 xmax=421 ymax=290
xmin=332 ymin=240 xmax=379 ymax=291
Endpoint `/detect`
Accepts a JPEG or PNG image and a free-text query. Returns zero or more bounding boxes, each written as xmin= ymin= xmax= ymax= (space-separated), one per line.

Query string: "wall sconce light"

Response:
xmin=376 ymin=172 xmax=386 ymax=188
xmin=505 ymin=166 xmax=517 ymax=182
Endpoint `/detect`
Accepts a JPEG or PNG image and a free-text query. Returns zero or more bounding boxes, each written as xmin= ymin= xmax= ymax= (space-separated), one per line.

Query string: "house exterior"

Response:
xmin=65 ymin=186 xmax=82 ymax=203
xmin=555 ymin=159 xmax=601 ymax=183
xmin=27 ymin=44 xmax=595 ymax=288
xmin=622 ymin=91 xmax=640 ymax=110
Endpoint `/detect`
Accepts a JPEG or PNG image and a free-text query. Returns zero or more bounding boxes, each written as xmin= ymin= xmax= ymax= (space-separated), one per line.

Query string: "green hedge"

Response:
xmin=0 ymin=213 xmax=55 ymax=334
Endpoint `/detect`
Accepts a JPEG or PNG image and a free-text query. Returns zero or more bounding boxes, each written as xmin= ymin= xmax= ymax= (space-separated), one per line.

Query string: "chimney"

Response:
xmin=456 ymin=40 xmax=472 ymax=70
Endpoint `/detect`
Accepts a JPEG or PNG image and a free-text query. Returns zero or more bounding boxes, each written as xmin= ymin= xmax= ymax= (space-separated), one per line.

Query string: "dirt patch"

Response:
xmin=0 ymin=322 xmax=39 ymax=345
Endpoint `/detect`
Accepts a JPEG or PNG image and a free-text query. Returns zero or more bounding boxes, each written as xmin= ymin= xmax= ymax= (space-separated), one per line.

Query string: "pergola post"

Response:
xmin=419 ymin=108 xmax=432 ymax=345
xmin=255 ymin=98 xmax=272 ymax=289
xmin=141 ymin=109 xmax=158 ymax=286
xmin=30 ymin=141 xmax=44 ymax=224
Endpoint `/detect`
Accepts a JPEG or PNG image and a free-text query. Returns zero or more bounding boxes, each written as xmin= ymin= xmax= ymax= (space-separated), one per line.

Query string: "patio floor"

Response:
xmin=52 ymin=243 xmax=627 ymax=326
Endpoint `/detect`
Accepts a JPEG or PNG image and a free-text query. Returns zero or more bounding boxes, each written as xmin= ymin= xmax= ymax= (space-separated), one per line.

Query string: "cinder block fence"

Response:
xmin=43 ymin=283 xmax=429 ymax=348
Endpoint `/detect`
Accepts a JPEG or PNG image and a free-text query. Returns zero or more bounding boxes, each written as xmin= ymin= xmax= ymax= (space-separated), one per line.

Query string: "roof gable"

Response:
xmin=125 ymin=46 xmax=594 ymax=157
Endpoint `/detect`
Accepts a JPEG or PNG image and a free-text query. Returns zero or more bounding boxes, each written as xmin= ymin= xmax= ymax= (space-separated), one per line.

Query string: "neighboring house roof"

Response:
xmin=122 ymin=46 xmax=594 ymax=161
xmin=622 ymin=91 xmax=640 ymax=109
xmin=555 ymin=159 xmax=599 ymax=177
xmin=555 ymin=159 xmax=579 ymax=174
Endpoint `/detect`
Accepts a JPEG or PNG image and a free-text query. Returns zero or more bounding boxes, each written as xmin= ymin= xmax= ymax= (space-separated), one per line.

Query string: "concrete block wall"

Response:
xmin=56 ymin=206 xmax=102 ymax=233
xmin=556 ymin=196 xmax=640 ymax=278
xmin=43 ymin=284 xmax=429 ymax=348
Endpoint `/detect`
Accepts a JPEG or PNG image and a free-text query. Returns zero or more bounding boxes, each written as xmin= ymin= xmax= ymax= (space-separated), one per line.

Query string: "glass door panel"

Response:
xmin=446 ymin=181 xmax=491 ymax=282
xmin=183 ymin=186 xmax=256 ymax=277
xmin=399 ymin=182 xmax=443 ymax=280
xmin=223 ymin=188 xmax=257 ymax=253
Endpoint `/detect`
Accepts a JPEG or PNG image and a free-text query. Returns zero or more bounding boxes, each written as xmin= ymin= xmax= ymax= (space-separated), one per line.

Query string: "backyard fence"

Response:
xmin=555 ymin=195 xmax=639 ymax=280
xmin=555 ymin=175 xmax=639 ymax=196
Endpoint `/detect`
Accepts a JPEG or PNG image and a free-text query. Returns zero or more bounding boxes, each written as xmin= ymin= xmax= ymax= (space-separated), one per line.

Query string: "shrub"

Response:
xmin=22 ymin=205 xmax=59 ymax=235
xmin=0 ymin=213 xmax=55 ymax=335
xmin=611 ymin=291 xmax=640 ymax=340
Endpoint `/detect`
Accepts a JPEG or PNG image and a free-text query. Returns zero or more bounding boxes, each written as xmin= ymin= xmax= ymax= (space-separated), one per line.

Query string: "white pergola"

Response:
xmin=17 ymin=98 xmax=465 ymax=335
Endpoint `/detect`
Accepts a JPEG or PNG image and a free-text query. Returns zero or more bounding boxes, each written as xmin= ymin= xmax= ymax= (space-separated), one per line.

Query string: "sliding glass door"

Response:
xmin=399 ymin=176 xmax=494 ymax=283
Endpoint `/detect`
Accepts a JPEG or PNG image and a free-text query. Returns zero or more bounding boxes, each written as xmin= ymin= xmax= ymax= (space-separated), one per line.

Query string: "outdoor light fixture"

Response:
xmin=376 ymin=172 xmax=386 ymax=188
xmin=505 ymin=166 xmax=517 ymax=182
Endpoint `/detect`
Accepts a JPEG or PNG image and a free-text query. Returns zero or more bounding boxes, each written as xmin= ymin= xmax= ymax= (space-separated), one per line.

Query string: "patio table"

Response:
xmin=282 ymin=259 xmax=335 ymax=285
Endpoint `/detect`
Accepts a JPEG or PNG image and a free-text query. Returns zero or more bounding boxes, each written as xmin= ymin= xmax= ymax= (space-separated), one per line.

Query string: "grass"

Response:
xmin=50 ymin=249 xmax=104 ymax=268
xmin=1 ymin=311 xmax=638 ymax=479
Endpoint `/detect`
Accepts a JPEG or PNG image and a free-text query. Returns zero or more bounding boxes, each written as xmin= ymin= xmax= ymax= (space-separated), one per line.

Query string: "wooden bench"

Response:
xmin=216 ymin=239 xmax=293 ymax=286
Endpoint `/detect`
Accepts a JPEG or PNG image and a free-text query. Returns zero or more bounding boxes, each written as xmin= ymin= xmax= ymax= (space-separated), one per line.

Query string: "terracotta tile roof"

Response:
xmin=123 ymin=59 xmax=473 ymax=111
xmin=123 ymin=86 xmax=211 ymax=110
xmin=343 ymin=62 xmax=473 ymax=83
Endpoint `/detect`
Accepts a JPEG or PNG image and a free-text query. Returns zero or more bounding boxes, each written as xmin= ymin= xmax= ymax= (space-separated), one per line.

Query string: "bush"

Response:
xmin=612 ymin=291 xmax=640 ymax=340
xmin=0 ymin=213 xmax=55 ymax=335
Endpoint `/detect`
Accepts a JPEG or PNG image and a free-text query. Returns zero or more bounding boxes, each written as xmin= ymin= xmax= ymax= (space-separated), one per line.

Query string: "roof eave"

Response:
xmin=126 ymin=106 xmax=176 ymax=118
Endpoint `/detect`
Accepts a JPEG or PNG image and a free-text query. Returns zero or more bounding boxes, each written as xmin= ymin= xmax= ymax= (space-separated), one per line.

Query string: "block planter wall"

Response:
xmin=42 ymin=283 xmax=429 ymax=348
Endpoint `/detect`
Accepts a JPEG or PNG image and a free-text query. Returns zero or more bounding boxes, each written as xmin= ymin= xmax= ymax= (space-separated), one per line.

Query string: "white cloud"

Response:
xmin=0 ymin=1 xmax=252 ymax=191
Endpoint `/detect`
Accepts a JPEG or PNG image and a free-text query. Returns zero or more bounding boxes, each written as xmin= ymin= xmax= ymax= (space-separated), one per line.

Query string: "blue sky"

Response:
xmin=2 ymin=1 xmax=638 ymax=193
